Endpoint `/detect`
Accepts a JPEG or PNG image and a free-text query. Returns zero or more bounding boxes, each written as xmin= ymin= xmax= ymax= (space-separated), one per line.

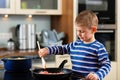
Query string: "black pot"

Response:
xmin=1 ymin=56 xmax=32 ymax=72
xmin=32 ymin=60 xmax=73 ymax=80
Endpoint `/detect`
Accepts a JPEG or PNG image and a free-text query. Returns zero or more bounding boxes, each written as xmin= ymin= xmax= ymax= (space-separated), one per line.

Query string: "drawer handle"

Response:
xmin=35 ymin=11 xmax=47 ymax=13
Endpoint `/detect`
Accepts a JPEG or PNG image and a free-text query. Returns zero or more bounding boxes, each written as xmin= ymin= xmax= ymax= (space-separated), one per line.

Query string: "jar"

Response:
xmin=7 ymin=38 xmax=15 ymax=51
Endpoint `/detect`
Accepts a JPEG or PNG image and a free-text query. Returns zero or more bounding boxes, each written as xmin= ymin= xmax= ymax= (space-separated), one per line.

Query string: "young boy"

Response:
xmin=38 ymin=10 xmax=111 ymax=80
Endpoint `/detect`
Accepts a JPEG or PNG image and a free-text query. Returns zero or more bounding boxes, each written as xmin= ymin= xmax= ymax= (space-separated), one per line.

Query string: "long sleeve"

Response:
xmin=47 ymin=45 xmax=69 ymax=55
xmin=95 ymin=47 xmax=111 ymax=80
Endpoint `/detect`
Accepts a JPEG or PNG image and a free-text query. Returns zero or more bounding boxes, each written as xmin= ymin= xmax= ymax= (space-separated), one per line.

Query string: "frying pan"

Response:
xmin=32 ymin=59 xmax=72 ymax=80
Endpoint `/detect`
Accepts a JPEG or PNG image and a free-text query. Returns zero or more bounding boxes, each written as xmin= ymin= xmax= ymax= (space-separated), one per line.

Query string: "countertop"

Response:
xmin=0 ymin=48 xmax=38 ymax=59
xmin=0 ymin=48 xmax=55 ymax=69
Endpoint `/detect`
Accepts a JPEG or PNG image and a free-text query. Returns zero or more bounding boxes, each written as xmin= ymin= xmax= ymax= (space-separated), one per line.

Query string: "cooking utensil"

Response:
xmin=37 ymin=41 xmax=46 ymax=69
xmin=32 ymin=59 xmax=72 ymax=80
xmin=1 ymin=56 xmax=32 ymax=72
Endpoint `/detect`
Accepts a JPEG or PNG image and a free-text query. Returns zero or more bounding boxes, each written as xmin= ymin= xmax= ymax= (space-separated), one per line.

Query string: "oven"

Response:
xmin=95 ymin=29 xmax=116 ymax=61
xmin=78 ymin=0 xmax=116 ymax=24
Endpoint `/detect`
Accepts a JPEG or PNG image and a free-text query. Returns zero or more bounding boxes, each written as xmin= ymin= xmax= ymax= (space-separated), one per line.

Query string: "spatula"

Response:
xmin=37 ymin=41 xmax=46 ymax=69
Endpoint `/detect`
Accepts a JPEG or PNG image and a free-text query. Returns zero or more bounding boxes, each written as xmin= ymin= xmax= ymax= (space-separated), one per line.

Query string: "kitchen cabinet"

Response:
xmin=51 ymin=0 xmax=73 ymax=44
xmin=16 ymin=0 xmax=62 ymax=15
xmin=0 ymin=0 xmax=62 ymax=15
xmin=0 ymin=0 xmax=15 ymax=14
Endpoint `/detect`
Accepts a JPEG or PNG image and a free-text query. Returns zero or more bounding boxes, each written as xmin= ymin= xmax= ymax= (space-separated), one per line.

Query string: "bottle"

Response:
xmin=7 ymin=38 xmax=15 ymax=51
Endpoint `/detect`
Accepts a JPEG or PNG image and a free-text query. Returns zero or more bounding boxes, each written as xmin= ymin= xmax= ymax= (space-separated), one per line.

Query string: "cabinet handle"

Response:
xmin=35 ymin=11 xmax=47 ymax=13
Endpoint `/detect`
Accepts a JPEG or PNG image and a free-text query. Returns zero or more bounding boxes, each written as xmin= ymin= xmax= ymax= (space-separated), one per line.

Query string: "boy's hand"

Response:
xmin=85 ymin=72 xmax=98 ymax=80
xmin=38 ymin=48 xmax=49 ymax=57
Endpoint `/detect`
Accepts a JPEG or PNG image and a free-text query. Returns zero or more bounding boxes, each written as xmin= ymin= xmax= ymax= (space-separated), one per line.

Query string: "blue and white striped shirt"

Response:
xmin=47 ymin=39 xmax=111 ymax=80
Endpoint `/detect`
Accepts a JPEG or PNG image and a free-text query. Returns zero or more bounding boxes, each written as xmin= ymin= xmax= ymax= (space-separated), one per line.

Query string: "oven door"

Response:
xmin=95 ymin=29 xmax=115 ymax=61
xmin=78 ymin=0 xmax=115 ymax=24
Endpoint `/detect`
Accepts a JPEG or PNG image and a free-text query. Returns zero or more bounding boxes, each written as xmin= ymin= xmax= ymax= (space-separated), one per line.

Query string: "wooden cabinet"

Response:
xmin=51 ymin=0 xmax=73 ymax=44
xmin=0 ymin=0 xmax=62 ymax=15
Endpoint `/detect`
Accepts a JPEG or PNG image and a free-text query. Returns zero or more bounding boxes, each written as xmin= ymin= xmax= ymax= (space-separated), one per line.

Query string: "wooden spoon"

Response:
xmin=37 ymin=41 xmax=46 ymax=69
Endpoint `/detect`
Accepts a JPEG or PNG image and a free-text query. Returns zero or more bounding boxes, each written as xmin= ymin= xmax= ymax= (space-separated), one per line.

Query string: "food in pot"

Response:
xmin=39 ymin=71 xmax=64 ymax=75
xmin=7 ymin=57 xmax=27 ymax=60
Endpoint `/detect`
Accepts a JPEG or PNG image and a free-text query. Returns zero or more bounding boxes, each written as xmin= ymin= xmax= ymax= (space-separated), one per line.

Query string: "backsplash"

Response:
xmin=0 ymin=15 xmax=51 ymax=48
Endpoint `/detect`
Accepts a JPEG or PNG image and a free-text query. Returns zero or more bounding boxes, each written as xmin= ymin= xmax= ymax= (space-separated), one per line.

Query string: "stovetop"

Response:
xmin=0 ymin=69 xmax=83 ymax=80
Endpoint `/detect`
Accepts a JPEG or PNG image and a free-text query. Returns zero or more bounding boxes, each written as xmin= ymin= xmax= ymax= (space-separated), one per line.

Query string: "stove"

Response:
xmin=0 ymin=69 xmax=84 ymax=80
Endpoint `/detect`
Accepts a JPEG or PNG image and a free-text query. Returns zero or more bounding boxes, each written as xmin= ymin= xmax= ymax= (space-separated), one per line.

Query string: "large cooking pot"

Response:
xmin=32 ymin=60 xmax=72 ymax=80
xmin=1 ymin=56 xmax=32 ymax=72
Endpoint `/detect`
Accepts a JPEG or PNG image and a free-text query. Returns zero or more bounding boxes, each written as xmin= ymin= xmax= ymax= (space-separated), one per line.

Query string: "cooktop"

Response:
xmin=0 ymin=69 xmax=78 ymax=80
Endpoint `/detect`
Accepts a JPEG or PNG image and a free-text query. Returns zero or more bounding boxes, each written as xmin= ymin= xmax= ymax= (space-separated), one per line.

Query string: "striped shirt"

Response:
xmin=47 ymin=39 xmax=111 ymax=80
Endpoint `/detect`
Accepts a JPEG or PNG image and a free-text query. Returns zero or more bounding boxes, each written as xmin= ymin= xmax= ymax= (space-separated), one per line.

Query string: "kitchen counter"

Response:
xmin=0 ymin=48 xmax=38 ymax=59
xmin=0 ymin=48 xmax=56 ymax=69
xmin=0 ymin=48 xmax=71 ymax=69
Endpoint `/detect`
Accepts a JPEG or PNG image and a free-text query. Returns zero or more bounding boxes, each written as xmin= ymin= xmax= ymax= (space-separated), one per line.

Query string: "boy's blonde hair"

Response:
xmin=75 ymin=10 xmax=98 ymax=29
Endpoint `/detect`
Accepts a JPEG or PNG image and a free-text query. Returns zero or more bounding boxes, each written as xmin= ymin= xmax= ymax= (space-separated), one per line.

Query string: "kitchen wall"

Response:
xmin=0 ymin=15 xmax=51 ymax=48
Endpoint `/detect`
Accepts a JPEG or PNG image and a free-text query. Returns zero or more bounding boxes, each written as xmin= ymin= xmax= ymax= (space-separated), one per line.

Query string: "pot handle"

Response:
xmin=58 ymin=59 xmax=67 ymax=68
xmin=1 ymin=58 xmax=7 ymax=62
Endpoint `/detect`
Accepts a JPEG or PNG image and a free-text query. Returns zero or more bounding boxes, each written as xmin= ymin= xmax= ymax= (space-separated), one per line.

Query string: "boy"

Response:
xmin=38 ymin=10 xmax=111 ymax=80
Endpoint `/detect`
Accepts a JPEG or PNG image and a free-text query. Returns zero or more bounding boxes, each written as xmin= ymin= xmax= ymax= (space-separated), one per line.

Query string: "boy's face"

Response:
xmin=75 ymin=25 xmax=96 ymax=43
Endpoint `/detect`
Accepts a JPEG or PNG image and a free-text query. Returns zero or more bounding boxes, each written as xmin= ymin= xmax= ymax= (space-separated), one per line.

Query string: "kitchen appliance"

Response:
xmin=78 ymin=0 xmax=115 ymax=24
xmin=27 ymin=24 xmax=36 ymax=49
xmin=1 ymin=56 xmax=32 ymax=72
xmin=15 ymin=24 xmax=36 ymax=50
xmin=95 ymin=29 xmax=115 ymax=61
xmin=7 ymin=38 xmax=15 ymax=51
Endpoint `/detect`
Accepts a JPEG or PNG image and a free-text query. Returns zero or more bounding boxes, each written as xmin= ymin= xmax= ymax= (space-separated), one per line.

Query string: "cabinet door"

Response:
xmin=0 ymin=0 xmax=15 ymax=14
xmin=16 ymin=0 xmax=62 ymax=15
